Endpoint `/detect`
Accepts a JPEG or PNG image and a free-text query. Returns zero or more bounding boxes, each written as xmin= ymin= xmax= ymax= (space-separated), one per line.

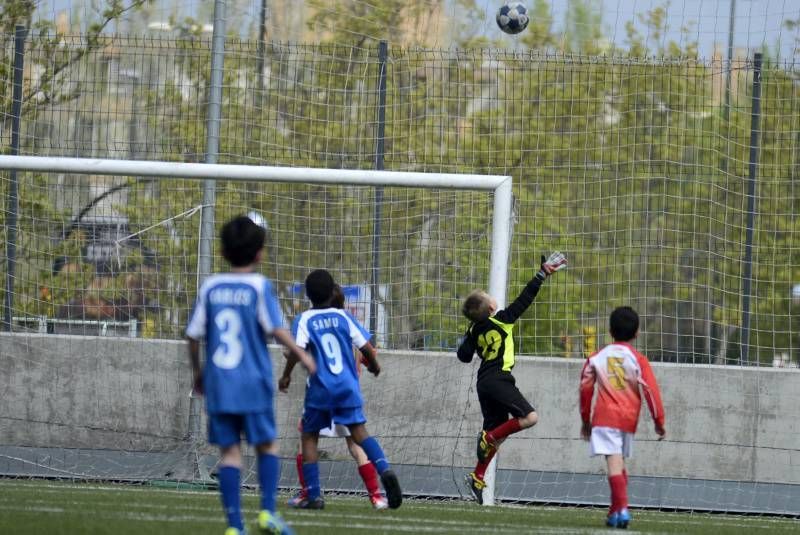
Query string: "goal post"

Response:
xmin=0 ymin=154 xmax=511 ymax=505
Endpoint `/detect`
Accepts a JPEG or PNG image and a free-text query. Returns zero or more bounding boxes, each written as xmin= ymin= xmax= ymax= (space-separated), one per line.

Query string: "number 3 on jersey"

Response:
xmin=212 ymin=308 xmax=243 ymax=369
xmin=320 ymin=332 xmax=344 ymax=375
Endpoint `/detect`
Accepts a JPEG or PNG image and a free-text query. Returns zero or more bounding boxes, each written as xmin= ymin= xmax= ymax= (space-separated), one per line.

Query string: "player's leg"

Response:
xmin=615 ymin=433 xmax=634 ymax=528
xmin=478 ymin=375 xmax=537 ymax=459
xmin=465 ymin=391 xmax=506 ymax=504
xmin=590 ymin=426 xmax=628 ymax=528
xmin=288 ymin=419 xmax=307 ymax=507
xmin=209 ymin=414 xmax=245 ymax=534
xmin=347 ymin=418 xmax=402 ymax=509
xmin=606 ymin=454 xmax=627 ymax=527
xmin=243 ymin=411 xmax=295 ymax=534
xmin=291 ymin=407 xmax=327 ymax=509
xmin=345 ymin=435 xmax=387 ymax=509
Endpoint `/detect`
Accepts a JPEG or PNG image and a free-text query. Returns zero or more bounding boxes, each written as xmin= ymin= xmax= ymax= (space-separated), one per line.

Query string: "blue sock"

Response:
xmin=301 ymin=462 xmax=321 ymax=500
xmin=257 ymin=453 xmax=280 ymax=513
xmin=218 ymin=465 xmax=243 ymax=530
xmin=359 ymin=436 xmax=390 ymax=474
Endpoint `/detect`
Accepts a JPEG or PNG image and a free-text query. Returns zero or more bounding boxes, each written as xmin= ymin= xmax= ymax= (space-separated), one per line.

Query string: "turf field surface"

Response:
xmin=1 ymin=479 xmax=798 ymax=534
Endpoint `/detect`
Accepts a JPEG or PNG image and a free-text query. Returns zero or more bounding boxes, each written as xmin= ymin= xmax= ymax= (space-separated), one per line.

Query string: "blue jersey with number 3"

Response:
xmin=293 ymin=308 xmax=371 ymax=410
xmin=186 ymin=273 xmax=285 ymax=414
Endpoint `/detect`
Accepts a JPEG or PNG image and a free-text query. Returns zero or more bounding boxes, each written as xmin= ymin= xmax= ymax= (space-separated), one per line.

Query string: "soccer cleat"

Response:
xmin=370 ymin=493 xmax=389 ymax=510
xmin=224 ymin=528 xmax=245 ymax=535
xmin=617 ymin=508 xmax=631 ymax=529
xmin=465 ymin=472 xmax=485 ymax=505
xmin=606 ymin=512 xmax=619 ymax=528
xmin=380 ymin=469 xmax=403 ymax=509
xmin=257 ymin=510 xmax=295 ymax=535
xmin=476 ymin=430 xmax=497 ymax=462
xmin=286 ymin=491 xmax=307 ymax=508
xmin=292 ymin=496 xmax=325 ymax=510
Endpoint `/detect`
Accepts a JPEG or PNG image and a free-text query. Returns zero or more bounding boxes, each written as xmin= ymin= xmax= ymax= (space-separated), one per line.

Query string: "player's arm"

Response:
xmin=578 ymin=358 xmax=596 ymax=440
xmin=273 ymin=328 xmax=317 ymax=376
xmin=456 ymin=326 xmax=476 ymax=363
xmin=279 ymin=349 xmax=299 ymax=392
xmin=184 ymin=287 xmax=207 ymax=396
xmin=638 ymin=355 xmax=666 ymax=439
xmin=186 ymin=336 xmax=203 ymax=396
xmin=359 ymin=341 xmax=380 ymax=376
xmin=494 ymin=252 xmax=567 ymax=324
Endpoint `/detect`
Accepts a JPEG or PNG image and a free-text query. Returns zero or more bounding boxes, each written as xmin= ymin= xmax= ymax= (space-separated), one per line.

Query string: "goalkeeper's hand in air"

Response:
xmin=540 ymin=251 xmax=567 ymax=276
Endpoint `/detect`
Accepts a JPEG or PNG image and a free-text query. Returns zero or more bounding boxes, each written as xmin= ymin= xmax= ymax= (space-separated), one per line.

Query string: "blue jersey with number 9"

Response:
xmin=186 ymin=273 xmax=285 ymax=414
xmin=293 ymin=308 xmax=371 ymax=409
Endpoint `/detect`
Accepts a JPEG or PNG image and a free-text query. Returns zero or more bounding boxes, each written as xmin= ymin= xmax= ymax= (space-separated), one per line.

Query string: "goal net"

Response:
xmin=1 ymin=31 xmax=799 ymax=515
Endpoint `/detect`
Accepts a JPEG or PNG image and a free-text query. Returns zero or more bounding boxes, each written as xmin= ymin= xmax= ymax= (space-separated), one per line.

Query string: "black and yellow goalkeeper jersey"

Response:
xmin=457 ymin=272 xmax=546 ymax=382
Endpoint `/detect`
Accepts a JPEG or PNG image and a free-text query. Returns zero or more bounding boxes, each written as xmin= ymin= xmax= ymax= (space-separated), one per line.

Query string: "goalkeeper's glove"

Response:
xmin=540 ymin=251 xmax=567 ymax=276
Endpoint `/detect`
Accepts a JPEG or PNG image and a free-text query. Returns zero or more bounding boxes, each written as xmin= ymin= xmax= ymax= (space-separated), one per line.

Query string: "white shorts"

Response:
xmin=590 ymin=426 xmax=634 ymax=458
xmin=318 ymin=422 xmax=351 ymax=438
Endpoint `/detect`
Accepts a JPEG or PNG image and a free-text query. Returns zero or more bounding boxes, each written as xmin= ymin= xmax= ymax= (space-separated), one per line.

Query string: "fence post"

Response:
xmin=3 ymin=26 xmax=27 ymax=332
xmin=369 ymin=40 xmax=388 ymax=341
xmin=188 ymin=0 xmax=227 ymax=459
xmin=740 ymin=52 xmax=763 ymax=366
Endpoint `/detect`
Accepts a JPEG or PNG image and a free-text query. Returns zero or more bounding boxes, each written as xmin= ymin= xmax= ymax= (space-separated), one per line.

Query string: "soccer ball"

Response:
xmin=247 ymin=210 xmax=268 ymax=230
xmin=496 ymin=2 xmax=529 ymax=35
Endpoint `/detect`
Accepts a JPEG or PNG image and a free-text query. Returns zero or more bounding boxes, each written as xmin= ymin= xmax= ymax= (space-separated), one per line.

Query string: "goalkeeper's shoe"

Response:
xmin=293 ymin=496 xmax=325 ymax=510
xmin=465 ymin=472 xmax=485 ymax=505
xmin=380 ymin=470 xmax=403 ymax=509
xmin=257 ymin=510 xmax=294 ymax=535
xmin=476 ymin=430 xmax=497 ymax=462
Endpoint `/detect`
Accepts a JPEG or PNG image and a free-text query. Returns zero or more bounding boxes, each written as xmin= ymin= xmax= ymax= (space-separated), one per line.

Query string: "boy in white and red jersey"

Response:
xmin=579 ymin=306 xmax=665 ymax=529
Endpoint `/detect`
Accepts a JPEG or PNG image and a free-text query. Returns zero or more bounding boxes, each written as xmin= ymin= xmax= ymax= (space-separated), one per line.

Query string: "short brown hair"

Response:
xmin=462 ymin=290 xmax=492 ymax=322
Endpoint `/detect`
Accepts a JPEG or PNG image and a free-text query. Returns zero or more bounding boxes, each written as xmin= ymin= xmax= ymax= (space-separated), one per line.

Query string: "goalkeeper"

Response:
xmin=457 ymin=252 xmax=567 ymax=504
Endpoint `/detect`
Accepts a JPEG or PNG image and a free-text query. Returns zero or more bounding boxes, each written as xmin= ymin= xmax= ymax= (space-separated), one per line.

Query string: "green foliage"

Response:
xmin=2 ymin=2 xmax=798 ymax=365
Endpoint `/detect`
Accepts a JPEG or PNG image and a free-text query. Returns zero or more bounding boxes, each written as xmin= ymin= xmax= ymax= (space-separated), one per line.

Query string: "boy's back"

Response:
xmin=580 ymin=342 xmax=664 ymax=434
xmin=186 ymin=272 xmax=284 ymax=415
xmin=293 ymin=307 xmax=369 ymax=409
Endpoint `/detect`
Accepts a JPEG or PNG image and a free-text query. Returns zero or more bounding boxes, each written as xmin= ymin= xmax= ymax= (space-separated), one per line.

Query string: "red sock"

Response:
xmin=473 ymin=447 xmax=499 ymax=480
xmin=358 ymin=462 xmax=381 ymax=497
xmin=608 ymin=474 xmax=627 ymax=514
xmin=487 ymin=418 xmax=522 ymax=443
xmin=296 ymin=453 xmax=306 ymax=496
xmin=622 ymin=469 xmax=628 ymax=485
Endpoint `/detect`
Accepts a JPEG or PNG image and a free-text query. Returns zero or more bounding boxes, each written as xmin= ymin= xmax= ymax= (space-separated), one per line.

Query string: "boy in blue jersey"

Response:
xmin=186 ymin=215 xmax=316 ymax=535
xmin=279 ymin=269 xmax=402 ymax=510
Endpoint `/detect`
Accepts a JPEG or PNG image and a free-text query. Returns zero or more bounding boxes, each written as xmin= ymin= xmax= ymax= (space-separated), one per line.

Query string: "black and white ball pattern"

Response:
xmin=496 ymin=2 xmax=529 ymax=35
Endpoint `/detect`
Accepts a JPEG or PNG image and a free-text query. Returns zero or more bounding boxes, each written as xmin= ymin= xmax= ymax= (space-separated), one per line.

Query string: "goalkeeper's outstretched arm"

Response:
xmin=495 ymin=252 xmax=567 ymax=324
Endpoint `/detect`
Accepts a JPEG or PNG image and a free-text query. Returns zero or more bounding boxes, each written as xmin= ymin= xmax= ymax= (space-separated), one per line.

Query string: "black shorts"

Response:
xmin=476 ymin=373 xmax=535 ymax=431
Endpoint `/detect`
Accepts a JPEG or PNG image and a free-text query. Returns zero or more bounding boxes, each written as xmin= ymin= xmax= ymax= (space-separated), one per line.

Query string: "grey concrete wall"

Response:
xmin=2 ymin=333 xmax=799 ymax=485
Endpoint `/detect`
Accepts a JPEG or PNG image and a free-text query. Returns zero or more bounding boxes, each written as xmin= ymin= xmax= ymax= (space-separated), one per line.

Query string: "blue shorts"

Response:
xmin=301 ymin=406 xmax=366 ymax=434
xmin=207 ymin=411 xmax=276 ymax=448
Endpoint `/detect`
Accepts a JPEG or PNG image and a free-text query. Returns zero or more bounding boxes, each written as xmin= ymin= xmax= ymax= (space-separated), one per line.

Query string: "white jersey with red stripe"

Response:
xmin=579 ymin=342 xmax=665 ymax=434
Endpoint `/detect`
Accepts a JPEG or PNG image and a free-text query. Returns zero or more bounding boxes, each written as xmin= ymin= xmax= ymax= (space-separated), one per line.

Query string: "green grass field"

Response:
xmin=0 ymin=479 xmax=798 ymax=534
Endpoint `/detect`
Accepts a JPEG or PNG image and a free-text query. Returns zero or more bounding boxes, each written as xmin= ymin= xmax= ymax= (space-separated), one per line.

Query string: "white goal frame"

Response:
xmin=0 ymin=154 xmax=512 ymax=505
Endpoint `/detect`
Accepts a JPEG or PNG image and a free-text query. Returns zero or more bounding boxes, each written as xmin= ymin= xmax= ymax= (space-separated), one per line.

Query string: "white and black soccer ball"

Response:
xmin=496 ymin=2 xmax=529 ymax=35
xmin=247 ymin=210 xmax=269 ymax=230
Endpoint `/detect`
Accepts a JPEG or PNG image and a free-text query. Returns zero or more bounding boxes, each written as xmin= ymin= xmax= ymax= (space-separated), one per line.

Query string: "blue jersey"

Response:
xmin=186 ymin=273 xmax=285 ymax=415
xmin=293 ymin=308 xmax=371 ymax=410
